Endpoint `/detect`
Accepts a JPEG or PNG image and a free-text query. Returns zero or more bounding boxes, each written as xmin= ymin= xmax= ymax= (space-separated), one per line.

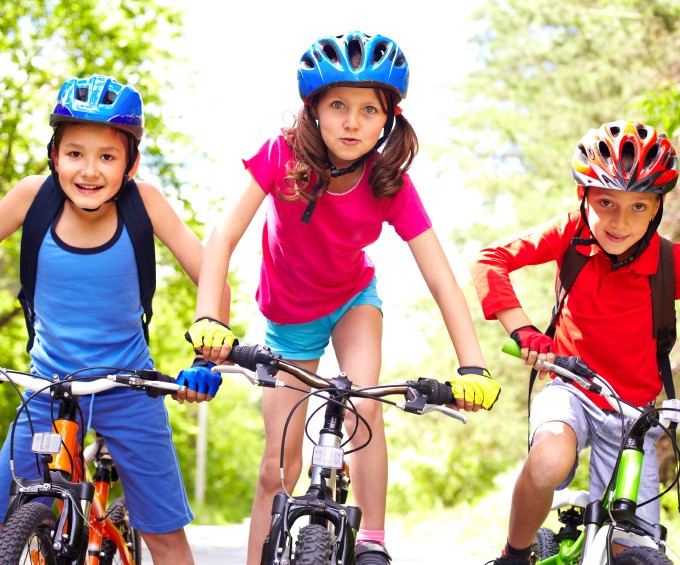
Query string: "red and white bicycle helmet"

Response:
xmin=572 ymin=120 xmax=678 ymax=195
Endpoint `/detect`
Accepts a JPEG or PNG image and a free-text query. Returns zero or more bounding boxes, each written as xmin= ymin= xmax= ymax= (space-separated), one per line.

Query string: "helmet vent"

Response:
xmin=372 ymin=41 xmax=389 ymax=65
xmin=76 ymin=87 xmax=88 ymax=102
xmin=609 ymin=125 xmax=621 ymax=137
xmin=621 ymin=141 xmax=635 ymax=173
xmin=576 ymin=144 xmax=589 ymax=164
xmin=347 ymin=38 xmax=364 ymax=70
xmin=102 ymin=91 xmax=117 ymax=105
xmin=643 ymin=144 xmax=659 ymax=169
xmin=320 ymin=41 xmax=340 ymax=65
xmin=637 ymin=126 xmax=649 ymax=140
xmin=597 ymin=141 xmax=612 ymax=163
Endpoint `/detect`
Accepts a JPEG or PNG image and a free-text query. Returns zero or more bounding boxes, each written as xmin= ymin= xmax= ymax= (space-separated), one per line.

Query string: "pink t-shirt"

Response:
xmin=244 ymin=135 xmax=432 ymax=324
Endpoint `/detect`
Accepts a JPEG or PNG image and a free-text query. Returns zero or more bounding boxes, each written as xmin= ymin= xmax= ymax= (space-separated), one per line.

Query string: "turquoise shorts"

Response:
xmin=265 ymin=277 xmax=383 ymax=360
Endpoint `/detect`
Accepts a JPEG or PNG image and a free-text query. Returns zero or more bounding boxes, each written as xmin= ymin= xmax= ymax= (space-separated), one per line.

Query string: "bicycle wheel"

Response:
xmin=531 ymin=527 xmax=560 ymax=561
xmin=0 ymin=502 xmax=58 ymax=565
xmin=613 ymin=546 xmax=673 ymax=565
xmin=99 ymin=497 xmax=142 ymax=565
xmin=293 ymin=524 xmax=332 ymax=565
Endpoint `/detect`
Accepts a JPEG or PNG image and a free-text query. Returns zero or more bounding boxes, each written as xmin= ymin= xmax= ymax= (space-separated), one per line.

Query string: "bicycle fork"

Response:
xmin=581 ymin=414 xmax=668 ymax=561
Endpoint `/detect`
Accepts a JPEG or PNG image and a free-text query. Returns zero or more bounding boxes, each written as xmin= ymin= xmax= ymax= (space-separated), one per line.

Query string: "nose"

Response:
xmin=344 ymin=111 xmax=359 ymax=131
xmin=611 ymin=207 xmax=629 ymax=228
xmin=81 ymin=157 xmax=99 ymax=178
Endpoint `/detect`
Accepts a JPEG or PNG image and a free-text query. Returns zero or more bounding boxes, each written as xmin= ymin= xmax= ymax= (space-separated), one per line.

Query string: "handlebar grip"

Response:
xmin=501 ymin=338 xmax=522 ymax=358
xmin=415 ymin=378 xmax=454 ymax=405
xmin=501 ymin=338 xmax=596 ymax=379
xmin=227 ymin=344 xmax=281 ymax=371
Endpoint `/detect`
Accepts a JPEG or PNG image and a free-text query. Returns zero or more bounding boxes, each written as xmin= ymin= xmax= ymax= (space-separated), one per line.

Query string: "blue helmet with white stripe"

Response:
xmin=50 ymin=75 xmax=144 ymax=142
xmin=297 ymin=31 xmax=409 ymax=102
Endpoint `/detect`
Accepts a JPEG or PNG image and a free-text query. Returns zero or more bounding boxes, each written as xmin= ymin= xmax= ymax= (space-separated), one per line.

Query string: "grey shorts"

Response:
xmin=530 ymin=378 xmax=663 ymax=524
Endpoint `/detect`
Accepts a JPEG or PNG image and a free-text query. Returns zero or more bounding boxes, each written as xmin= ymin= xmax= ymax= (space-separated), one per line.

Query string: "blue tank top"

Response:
xmin=29 ymin=213 xmax=152 ymax=379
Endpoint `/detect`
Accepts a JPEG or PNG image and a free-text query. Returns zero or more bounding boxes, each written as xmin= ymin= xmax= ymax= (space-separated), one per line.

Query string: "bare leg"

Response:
xmin=141 ymin=529 xmax=194 ymax=565
xmin=507 ymin=422 xmax=577 ymax=550
xmin=246 ymin=359 xmax=318 ymax=565
xmin=332 ymin=305 xmax=387 ymax=532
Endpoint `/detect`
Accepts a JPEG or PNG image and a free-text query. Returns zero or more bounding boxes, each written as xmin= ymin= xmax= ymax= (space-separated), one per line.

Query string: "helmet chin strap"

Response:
xmin=301 ymin=102 xmax=396 ymax=223
xmin=577 ymin=187 xmax=663 ymax=270
xmin=46 ymin=135 xmax=137 ymax=213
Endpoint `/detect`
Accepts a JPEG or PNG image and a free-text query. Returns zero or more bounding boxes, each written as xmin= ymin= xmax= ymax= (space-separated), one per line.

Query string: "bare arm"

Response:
xmin=0 ymin=176 xmax=44 ymax=242
xmin=195 ymin=175 xmax=266 ymax=363
xmin=407 ymin=228 xmax=486 ymax=368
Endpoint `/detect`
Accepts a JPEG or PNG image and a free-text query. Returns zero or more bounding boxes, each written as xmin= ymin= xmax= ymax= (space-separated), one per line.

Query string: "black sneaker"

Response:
xmin=355 ymin=541 xmax=392 ymax=564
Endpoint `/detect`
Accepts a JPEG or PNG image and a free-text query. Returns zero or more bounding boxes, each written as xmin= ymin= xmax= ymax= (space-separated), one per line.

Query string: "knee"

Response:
xmin=258 ymin=451 xmax=302 ymax=492
xmin=522 ymin=442 xmax=573 ymax=490
xmin=347 ymin=398 xmax=384 ymax=429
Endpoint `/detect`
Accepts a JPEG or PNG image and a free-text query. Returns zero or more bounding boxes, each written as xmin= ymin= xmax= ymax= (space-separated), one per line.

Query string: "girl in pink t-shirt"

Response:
xmin=186 ymin=31 xmax=499 ymax=565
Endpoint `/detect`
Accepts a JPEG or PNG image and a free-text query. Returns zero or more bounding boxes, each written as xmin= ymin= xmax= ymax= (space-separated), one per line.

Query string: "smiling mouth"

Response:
xmin=607 ymin=232 xmax=627 ymax=241
xmin=76 ymin=184 xmax=104 ymax=191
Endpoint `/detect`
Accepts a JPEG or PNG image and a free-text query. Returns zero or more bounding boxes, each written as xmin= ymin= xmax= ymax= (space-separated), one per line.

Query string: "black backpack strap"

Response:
xmin=527 ymin=241 xmax=590 ymax=450
xmin=117 ymin=179 xmax=156 ymax=343
xmin=651 ymin=236 xmax=676 ymax=401
xmin=18 ymin=177 xmax=65 ymax=352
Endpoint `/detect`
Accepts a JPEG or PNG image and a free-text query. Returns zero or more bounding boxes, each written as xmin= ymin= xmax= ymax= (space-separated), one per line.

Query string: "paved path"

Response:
xmin=141 ymin=519 xmax=499 ymax=564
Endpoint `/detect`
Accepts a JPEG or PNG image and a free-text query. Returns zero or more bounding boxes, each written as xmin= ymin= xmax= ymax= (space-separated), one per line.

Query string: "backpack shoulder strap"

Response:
xmin=117 ymin=179 xmax=156 ymax=343
xmin=651 ymin=236 xmax=676 ymax=399
xmin=19 ymin=176 xmax=65 ymax=352
xmin=526 ymin=240 xmax=591 ymax=450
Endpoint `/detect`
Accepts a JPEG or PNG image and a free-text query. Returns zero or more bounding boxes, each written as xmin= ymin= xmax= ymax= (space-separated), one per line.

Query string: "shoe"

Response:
xmin=485 ymin=553 xmax=532 ymax=565
xmin=355 ymin=541 xmax=392 ymax=564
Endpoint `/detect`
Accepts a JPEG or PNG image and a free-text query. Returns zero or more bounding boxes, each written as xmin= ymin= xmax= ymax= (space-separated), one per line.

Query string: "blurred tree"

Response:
xmin=0 ymin=0 xmax=258 ymax=522
xmin=431 ymin=0 xmax=680 ymax=508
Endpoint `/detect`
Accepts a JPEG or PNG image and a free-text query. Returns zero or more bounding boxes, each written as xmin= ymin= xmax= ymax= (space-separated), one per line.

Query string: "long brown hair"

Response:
xmin=278 ymin=88 xmax=418 ymax=203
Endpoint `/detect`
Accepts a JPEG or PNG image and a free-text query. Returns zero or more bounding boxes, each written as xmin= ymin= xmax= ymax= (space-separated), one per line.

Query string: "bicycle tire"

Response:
xmin=531 ymin=527 xmax=560 ymax=562
xmin=99 ymin=497 xmax=142 ymax=565
xmin=293 ymin=524 xmax=332 ymax=565
xmin=613 ymin=546 xmax=673 ymax=565
xmin=0 ymin=501 xmax=59 ymax=565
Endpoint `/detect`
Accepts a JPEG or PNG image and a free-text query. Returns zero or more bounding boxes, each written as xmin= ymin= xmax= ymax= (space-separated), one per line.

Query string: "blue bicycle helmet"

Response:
xmin=50 ymin=75 xmax=144 ymax=142
xmin=297 ymin=31 xmax=409 ymax=102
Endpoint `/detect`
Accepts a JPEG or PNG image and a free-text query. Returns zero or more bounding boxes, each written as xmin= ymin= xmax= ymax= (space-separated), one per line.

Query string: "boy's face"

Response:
xmin=52 ymin=123 xmax=138 ymax=210
xmin=585 ymin=186 xmax=661 ymax=260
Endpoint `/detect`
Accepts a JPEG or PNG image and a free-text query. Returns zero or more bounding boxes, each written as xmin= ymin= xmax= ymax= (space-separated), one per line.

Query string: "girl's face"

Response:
xmin=314 ymin=86 xmax=387 ymax=168
xmin=52 ymin=123 xmax=137 ymax=211
xmin=585 ymin=186 xmax=661 ymax=260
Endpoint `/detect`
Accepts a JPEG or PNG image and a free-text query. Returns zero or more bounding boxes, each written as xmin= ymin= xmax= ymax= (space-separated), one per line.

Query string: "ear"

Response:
xmin=127 ymin=151 xmax=141 ymax=179
xmin=577 ymin=185 xmax=585 ymax=200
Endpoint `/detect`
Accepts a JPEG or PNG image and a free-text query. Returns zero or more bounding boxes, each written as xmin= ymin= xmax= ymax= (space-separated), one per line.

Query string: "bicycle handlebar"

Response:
xmin=0 ymin=368 xmax=179 ymax=396
xmin=501 ymin=337 xmax=655 ymax=420
xmin=213 ymin=343 xmax=467 ymax=423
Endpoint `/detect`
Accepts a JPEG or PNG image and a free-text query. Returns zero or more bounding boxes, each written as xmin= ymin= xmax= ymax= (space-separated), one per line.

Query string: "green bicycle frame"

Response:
xmin=612 ymin=450 xmax=643 ymax=503
xmin=540 ymin=535 xmax=583 ymax=565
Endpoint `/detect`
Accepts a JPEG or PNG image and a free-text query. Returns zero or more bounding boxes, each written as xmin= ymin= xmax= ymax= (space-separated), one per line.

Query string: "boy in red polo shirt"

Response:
xmin=471 ymin=121 xmax=680 ymax=564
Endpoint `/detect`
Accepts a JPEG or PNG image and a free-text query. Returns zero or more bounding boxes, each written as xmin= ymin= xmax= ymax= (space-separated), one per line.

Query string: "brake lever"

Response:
xmin=211 ymin=364 xmax=284 ymax=388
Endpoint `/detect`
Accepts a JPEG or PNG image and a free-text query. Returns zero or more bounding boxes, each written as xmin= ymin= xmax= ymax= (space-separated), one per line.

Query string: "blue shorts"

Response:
xmin=0 ymin=387 xmax=193 ymax=533
xmin=530 ymin=378 xmax=662 ymax=524
xmin=265 ymin=277 xmax=383 ymax=360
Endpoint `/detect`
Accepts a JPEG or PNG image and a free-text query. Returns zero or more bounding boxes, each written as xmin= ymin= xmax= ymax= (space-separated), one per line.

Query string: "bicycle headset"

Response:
xmin=297 ymin=31 xmax=409 ymax=222
xmin=47 ymin=74 xmax=144 ymax=212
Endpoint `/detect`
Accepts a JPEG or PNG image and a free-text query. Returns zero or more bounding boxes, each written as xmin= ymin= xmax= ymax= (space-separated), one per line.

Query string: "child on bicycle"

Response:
xmin=471 ymin=120 xmax=679 ymax=564
xmin=184 ymin=31 xmax=501 ymax=565
xmin=0 ymin=74 xmax=223 ymax=564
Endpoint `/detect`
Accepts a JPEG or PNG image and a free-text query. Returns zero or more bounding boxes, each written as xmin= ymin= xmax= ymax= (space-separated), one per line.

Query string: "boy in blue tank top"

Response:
xmin=0 ymin=75 xmax=222 ymax=564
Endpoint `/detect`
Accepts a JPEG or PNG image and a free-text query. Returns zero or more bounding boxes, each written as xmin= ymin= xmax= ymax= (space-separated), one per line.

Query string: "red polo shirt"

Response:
xmin=471 ymin=210 xmax=680 ymax=408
